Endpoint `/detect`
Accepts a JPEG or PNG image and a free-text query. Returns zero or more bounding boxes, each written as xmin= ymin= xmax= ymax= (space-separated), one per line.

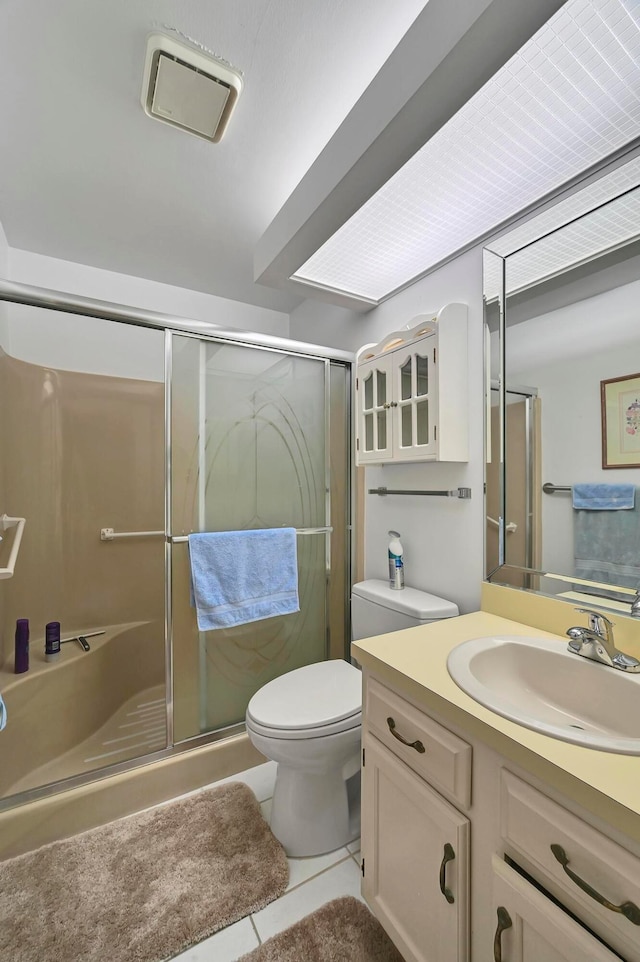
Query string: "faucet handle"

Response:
xmin=574 ymin=607 xmax=614 ymax=642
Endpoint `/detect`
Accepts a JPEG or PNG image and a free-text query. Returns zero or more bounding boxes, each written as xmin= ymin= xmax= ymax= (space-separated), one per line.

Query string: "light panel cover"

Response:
xmin=293 ymin=0 xmax=640 ymax=302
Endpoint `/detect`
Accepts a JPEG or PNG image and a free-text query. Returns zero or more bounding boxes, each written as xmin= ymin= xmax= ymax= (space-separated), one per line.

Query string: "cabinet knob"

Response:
xmin=493 ymin=906 xmax=512 ymax=961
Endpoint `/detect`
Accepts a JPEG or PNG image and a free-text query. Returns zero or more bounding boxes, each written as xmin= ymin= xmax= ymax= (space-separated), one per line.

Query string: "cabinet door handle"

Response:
xmin=493 ymin=906 xmax=512 ymax=961
xmin=550 ymin=844 xmax=640 ymax=925
xmin=439 ymin=842 xmax=455 ymax=903
xmin=386 ymin=717 xmax=425 ymax=753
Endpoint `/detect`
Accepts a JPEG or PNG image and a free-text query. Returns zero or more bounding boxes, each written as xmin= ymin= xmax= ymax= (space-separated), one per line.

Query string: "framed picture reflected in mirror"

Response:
xmin=601 ymin=372 xmax=640 ymax=469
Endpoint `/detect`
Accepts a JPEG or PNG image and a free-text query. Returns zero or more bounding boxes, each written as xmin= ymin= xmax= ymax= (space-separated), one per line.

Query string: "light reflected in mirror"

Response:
xmin=484 ymin=156 xmax=640 ymax=616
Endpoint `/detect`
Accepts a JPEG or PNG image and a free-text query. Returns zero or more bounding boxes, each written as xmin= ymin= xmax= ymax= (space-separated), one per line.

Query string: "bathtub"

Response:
xmin=0 ymin=621 xmax=165 ymax=798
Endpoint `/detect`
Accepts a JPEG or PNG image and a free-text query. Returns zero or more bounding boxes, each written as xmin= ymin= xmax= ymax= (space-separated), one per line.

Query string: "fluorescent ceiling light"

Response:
xmin=292 ymin=0 xmax=640 ymax=303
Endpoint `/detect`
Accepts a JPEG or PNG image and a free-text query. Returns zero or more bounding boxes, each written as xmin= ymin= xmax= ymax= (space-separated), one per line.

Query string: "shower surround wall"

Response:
xmin=0 ymin=324 xmax=167 ymax=798
xmin=0 ymin=348 xmax=165 ymax=668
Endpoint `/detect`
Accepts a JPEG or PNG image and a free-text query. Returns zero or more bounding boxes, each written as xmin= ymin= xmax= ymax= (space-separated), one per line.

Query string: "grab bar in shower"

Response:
xmin=0 ymin=515 xmax=26 ymax=579
xmin=100 ymin=528 xmax=165 ymax=541
xmin=487 ymin=515 xmax=518 ymax=534
xmin=170 ymin=526 xmax=334 ymax=543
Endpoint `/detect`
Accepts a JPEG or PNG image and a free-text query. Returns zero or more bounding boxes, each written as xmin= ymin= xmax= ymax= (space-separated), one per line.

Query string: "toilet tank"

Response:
xmin=351 ymin=579 xmax=459 ymax=640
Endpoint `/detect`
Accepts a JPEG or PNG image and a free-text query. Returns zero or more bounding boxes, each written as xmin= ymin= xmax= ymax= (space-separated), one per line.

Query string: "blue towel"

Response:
xmin=572 ymin=483 xmax=635 ymax=510
xmin=0 ymin=694 xmax=6 ymax=731
xmin=574 ymin=495 xmax=640 ymax=592
xmin=188 ymin=529 xmax=300 ymax=631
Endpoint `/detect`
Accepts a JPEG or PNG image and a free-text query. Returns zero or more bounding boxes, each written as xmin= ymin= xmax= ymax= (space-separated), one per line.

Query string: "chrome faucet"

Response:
xmin=631 ymin=588 xmax=640 ymax=619
xmin=566 ymin=608 xmax=640 ymax=673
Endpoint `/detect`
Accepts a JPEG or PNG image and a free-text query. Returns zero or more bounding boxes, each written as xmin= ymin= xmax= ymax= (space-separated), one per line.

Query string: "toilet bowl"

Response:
xmin=246 ymin=659 xmax=362 ymax=857
xmin=246 ymin=579 xmax=459 ymax=857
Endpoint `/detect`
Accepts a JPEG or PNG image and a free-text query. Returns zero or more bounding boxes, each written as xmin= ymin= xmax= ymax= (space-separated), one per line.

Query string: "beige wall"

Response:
xmin=0 ymin=349 xmax=164 ymax=668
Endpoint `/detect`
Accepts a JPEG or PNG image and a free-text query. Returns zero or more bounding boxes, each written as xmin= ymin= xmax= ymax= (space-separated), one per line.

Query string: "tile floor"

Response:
xmin=171 ymin=761 xmax=364 ymax=962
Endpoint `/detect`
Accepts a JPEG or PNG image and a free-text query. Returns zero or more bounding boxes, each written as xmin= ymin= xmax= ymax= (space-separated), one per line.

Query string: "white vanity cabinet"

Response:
xmin=355 ymin=303 xmax=467 ymax=465
xmin=361 ymin=676 xmax=471 ymax=962
xmin=360 ymin=670 xmax=640 ymax=962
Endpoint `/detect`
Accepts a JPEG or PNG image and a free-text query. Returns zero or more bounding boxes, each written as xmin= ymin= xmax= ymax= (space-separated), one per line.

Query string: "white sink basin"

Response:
xmin=447 ymin=635 xmax=640 ymax=754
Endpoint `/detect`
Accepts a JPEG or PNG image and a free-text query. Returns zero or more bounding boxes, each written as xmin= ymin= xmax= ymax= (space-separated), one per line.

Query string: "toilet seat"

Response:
xmin=246 ymin=660 xmax=362 ymax=740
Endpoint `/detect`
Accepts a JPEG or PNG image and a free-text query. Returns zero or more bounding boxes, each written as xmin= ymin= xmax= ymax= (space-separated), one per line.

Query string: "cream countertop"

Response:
xmin=352 ymin=601 xmax=640 ymax=844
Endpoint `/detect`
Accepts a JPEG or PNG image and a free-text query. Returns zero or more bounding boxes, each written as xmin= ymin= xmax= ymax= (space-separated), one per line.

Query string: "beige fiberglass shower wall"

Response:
xmin=0 ymin=303 xmax=166 ymax=800
xmin=170 ymin=333 xmax=351 ymax=742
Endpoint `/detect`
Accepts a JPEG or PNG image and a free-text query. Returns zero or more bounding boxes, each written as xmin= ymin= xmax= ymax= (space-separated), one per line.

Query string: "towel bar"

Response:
xmin=369 ymin=486 xmax=472 ymax=499
xmin=170 ymin=526 xmax=333 ymax=543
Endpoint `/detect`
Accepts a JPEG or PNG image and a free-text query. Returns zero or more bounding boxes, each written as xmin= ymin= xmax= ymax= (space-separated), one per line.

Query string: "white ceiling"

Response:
xmin=0 ymin=0 xmax=428 ymax=313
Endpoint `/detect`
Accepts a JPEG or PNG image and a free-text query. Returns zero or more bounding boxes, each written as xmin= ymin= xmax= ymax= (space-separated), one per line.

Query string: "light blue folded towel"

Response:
xmin=572 ymin=483 xmax=636 ymax=510
xmin=0 ymin=693 xmax=7 ymax=731
xmin=574 ymin=496 xmax=640 ymax=592
xmin=188 ymin=528 xmax=300 ymax=631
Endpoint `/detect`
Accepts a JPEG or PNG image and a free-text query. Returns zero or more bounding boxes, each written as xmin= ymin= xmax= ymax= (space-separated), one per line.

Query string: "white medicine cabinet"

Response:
xmin=355 ymin=303 xmax=468 ymax=465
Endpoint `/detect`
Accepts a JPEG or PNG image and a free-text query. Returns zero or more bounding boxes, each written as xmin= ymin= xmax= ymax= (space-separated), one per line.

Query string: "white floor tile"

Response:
xmin=252 ymin=854 xmax=364 ymax=942
xmin=347 ymin=838 xmax=361 ymax=855
xmin=210 ymin=761 xmax=277 ymax=802
xmin=287 ymin=847 xmax=351 ymax=890
xmin=171 ymin=918 xmax=259 ymax=962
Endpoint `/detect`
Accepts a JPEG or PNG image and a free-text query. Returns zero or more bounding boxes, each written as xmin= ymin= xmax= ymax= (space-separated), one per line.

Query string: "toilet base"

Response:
xmin=270 ymin=765 xmax=361 ymax=857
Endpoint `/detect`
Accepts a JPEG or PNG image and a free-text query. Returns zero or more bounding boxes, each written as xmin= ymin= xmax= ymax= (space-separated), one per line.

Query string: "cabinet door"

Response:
xmin=491 ymin=856 xmax=620 ymax=962
xmin=392 ymin=335 xmax=437 ymax=461
xmin=362 ymin=734 xmax=469 ymax=962
xmin=357 ymin=356 xmax=393 ymax=463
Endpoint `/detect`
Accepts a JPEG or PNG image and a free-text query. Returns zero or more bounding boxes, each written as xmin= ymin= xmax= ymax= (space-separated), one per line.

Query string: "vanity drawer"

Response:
xmin=365 ymin=677 xmax=471 ymax=809
xmin=501 ymin=770 xmax=640 ymax=962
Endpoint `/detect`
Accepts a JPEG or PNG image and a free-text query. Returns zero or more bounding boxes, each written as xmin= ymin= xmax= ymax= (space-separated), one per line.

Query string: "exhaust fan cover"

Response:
xmin=141 ymin=34 xmax=243 ymax=143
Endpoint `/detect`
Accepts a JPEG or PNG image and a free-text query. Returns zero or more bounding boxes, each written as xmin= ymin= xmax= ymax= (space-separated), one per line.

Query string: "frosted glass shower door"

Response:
xmin=171 ymin=334 xmax=332 ymax=739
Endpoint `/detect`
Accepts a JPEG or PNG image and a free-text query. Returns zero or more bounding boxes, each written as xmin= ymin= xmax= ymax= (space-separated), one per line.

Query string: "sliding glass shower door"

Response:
xmin=170 ymin=333 xmax=350 ymax=741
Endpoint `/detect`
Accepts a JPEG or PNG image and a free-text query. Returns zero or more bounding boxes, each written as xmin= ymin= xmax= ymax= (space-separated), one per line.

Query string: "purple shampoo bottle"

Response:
xmin=14 ymin=618 xmax=29 ymax=673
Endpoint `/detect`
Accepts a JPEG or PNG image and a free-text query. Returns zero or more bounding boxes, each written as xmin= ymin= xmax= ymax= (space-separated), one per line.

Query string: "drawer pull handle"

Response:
xmin=550 ymin=844 xmax=640 ymax=926
xmin=439 ymin=842 xmax=455 ymax=903
xmin=493 ymin=906 xmax=512 ymax=961
xmin=386 ymin=717 xmax=425 ymax=753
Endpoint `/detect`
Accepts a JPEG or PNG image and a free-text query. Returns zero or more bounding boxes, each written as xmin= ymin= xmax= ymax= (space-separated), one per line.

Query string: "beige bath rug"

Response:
xmin=0 ymin=781 xmax=289 ymax=962
xmin=239 ymin=896 xmax=405 ymax=962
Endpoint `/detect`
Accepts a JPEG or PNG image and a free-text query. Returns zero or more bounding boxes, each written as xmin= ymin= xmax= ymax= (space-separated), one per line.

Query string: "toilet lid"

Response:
xmin=246 ymin=660 xmax=362 ymax=732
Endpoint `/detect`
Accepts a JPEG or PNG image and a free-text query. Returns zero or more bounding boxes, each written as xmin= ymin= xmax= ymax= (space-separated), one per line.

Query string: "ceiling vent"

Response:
xmin=141 ymin=34 xmax=243 ymax=143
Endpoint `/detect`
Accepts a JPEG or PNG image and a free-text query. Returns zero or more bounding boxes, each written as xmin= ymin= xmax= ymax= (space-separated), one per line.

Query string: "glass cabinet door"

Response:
xmin=357 ymin=357 xmax=393 ymax=462
xmin=392 ymin=336 xmax=437 ymax=460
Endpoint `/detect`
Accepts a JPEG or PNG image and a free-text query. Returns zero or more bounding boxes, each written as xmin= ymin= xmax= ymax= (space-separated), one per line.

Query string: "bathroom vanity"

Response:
xmin=353 ymin=585 xmax=640 ymax=962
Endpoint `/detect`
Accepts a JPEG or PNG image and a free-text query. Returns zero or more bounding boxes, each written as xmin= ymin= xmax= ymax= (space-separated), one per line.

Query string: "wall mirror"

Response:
xmin=484 ymin=150 xmax=640 ymax=617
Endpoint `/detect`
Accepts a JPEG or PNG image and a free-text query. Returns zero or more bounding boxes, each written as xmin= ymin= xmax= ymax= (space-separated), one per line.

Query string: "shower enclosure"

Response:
xmin=0 ymin=286 xmax=352 ymax=808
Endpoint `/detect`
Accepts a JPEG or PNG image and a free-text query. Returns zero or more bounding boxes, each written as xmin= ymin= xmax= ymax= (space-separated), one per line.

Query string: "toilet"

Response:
xmin=245 ymin=579 xmax=459 ymax=857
